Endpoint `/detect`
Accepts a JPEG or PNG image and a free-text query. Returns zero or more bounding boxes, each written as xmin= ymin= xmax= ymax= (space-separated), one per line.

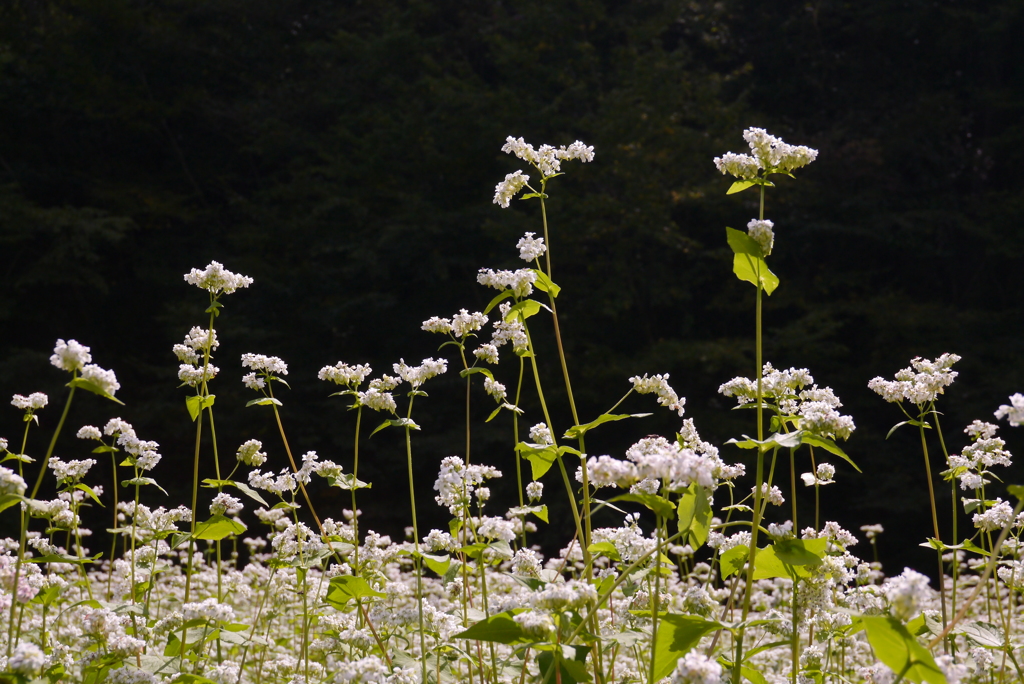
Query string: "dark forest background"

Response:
xmin=1 ymin=0 xmax=1022 ymax=576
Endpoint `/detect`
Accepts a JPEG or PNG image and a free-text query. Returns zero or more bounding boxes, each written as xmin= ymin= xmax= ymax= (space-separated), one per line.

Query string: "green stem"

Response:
xmin=917 ymin=418 xmax=948 ymax=646
xmin=351 ymin=405 xmax=363 ymax=571
xmin=403 ymin=396 xmax=428 ymax=684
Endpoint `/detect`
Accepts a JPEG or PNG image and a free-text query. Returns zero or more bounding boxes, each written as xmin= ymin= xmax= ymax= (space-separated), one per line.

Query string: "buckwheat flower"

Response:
xmin=477 ymin=267 xmax=537 ymax=299
xmin=178 ymin=363 xmax=219 ymax=387
xmin=0 ymin=437 xmax=7 ymax=452
xmin=629 ymin=373 xmax=685 ymax=417
xmin=242 ymin=372 xmax=265 ymax=390
xmin=182 ymin=326 xmax=219 ymax=354
xmin=513 ymin=610 xmax=555 ymax=638
xmin=80 ymin=364 xmax=120 ymax=396
xmin=869 ymin=353 xmax=961 ymax=406
xmin=517 ymin=232 xmax=547 ymax=262
xmin=433 ymin=456 xmax=502 ymax=514
xmin=973 ymin=498 xmax=1014 ymax=532
xmin=995 ymin=393 xmax=1024 ymax=426
xmin=0 ymin=467 xmax=27 ymax=496
xmin=423 ymin=529 xmax=457 ymax=553
xmin=668 ymin=651 xmax=722 ymax=684
xmin=76 ymin=425 xmax=102 ymax=441
xmin=369 ymin=374 xmax=400 ymax=391
xmin=183 ymin=597 xmax=235 ymax=624
xmin=799 ymin=401 xmax=855 ymax=440
xmin=526 ymin=481 xmax=543 ymax=502
xmin=474 ymin=343 xmax=499 ymax=365
xmin=511 ymin=548 xmax=543 ymax=576
xmin=740 ymin=127 xmax=819 ymax=174
xmin=529 ymin=423 xmax=553 ymax=446
xmin=50 ymin=339 xmax=92 ymax=372
xmin=421 ymin=316 xmax=452 ymax=334
xmin=883 ymin=567 xmax=932 ymax=620
xmin=241 ymin=353 xmax=288 ymax=376
xmin=483 ymin=377 xmax=506 ymax=402
xmin=11 ymin=392 xmax=48 ymax=411
xmin=746 ymin=218 xmax=774 ymax=256
xmin=184 ymin=260 xmax=253 ymax=296
xmin=493 ymin=170 xmax=530 ymax=208
xmin=393 ymin=357 xmax=447 ymax=389
xmin=753 ymin=483 xmax=784 ymax=506
xmin=451 ymin=309 xmax=488 ymax=337
xmin=860 ymin=524 xmax=884 ymax=540
xmin=768 ymin=521 xmax=794 ymax=540
xmin=8 ymin=642 xmax=45 ymax=676
xmin=560 ymin=139 xmax=595 ymax=163
xmin=577 ymin=455 xmax=639 ymax=489
xmin=209 ymin=493 xmax=243 ymax=516
xmin=713 ymin=151 xmax=760 ymax=180
xmin=965 ymin=420 xmax=999 ymax=440
xmin=357 ymin=387 xmax=397 ymax=413
xmin=49 ymin=457 xmax=97 ymax=484
xmin=319 ymin=362 xmax=372 ymax=386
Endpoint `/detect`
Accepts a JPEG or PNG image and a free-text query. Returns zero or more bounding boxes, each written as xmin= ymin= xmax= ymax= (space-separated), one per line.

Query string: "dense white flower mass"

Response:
xmin=433 ymin=456 xmax=501 ymax=514
xmin=995 ymin=393 xmax=1024 ymax=426
xmin=184 ymin=261 xmax=253 ymax=295
xmin=421 ymin=310 xmax=487 ymax=338
xmin=11 ymin=392 xmax=48 ymax=410
xmin=493 ymin=170 xmax=530 ymax=208
xmin=516 ymin=232 xmax=546 ymax=262
xmin=318 ymin=362 xmax=372 ymax=387
xmin=714 ymin=127 xmax=818 ymax=179
xmin=236 ymin=439 xmax=268 ymax=467
xmin=629 ymin=373 xmax=685 ymax=417
xmin=80 ymin=364 xmax=120 ymax=396
xmin=883 ymin=567 xmax=933 ymax=620
xmin=668 ymin=651 xmax=723 ymax=684
xmin=0 ymin=466 xmax=27 ymax=496
xmin=476 ymin=268 xmax=537 ymax=299
xmin=868 ymin=353 xmax=961 ymax=405
xmin=50 ymin=338 xmax=92 ymax=372
xmin=747 ymin=218 xmax=775 ymax=256
xmin=241 ymin=353 xmax=288 ymax=376
xmin=393 ymin=358 xmax=447 ymax=389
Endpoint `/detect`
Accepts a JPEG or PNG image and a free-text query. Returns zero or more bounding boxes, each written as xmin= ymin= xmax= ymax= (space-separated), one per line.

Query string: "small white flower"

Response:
xmin=318 ymin=362 xmax=372 ymax=386
xmin=529 ymin=423 xmax=553 ymax=446
xmin=516 ymin=232 xmax=547 ymax=262
xmin=50 ymin=339 xmax=92 ymax=372
xmin=483 ymin=377 xmax=506 ymax=402
xmin=11 ymin=392 xmax=48 ymax=411
xmin=526 ymin=481 xmax=543 ymax=502
xmin=493 ymin=170 xmax=530 ymax=208
xmin=184 ymin=261 xmax=253 ymax=296
xmin=474 ymin=343 xmax=499 ymax=365
xmin=996 ymin=393 xmax=1024 ymax=426
xmin=236 ymin=439 xmax=268 ymax=466
xmin=80 ymin=364 xmax=120 ymax=396
xmin=8 ymin=642 xmax=45 ymax=676
xmin=629 ymin=373 xmax=685 ymax=416
xmin=746 ymin=218 xmax=774 ymax=256
xmin=76 ymin=425 xmax=102 ymax=440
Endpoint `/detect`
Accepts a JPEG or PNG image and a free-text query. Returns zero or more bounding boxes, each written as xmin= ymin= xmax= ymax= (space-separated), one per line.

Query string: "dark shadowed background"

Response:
xmin=1 ymin=0 xmax=1022 ymax=576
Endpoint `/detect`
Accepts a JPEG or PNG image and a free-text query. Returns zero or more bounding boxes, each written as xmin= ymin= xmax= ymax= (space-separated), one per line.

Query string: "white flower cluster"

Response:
xmin=746 ymin=218 xmax=774 ymax=256
xmin=433 ymin=456 xmax=502 ymax=514
xmin=868 ymin=353 xmax=961 ymax=406
xmin=209 ymin=492 xmax=243 ymax=516
xmin=477 ymin=267 xmax=537 ymax=299
xmin=183 ymin=260 xmax=253 ymax=296
xmin=236 ymin=439 xmax=268 ymax=467
xmin=629 ymin=373 xmax=685 ymax=417
xmin=882 ymin=567 xmax=932 ymax=620
xmin=104 ymin=418 xmax=162 ymax=471
xmin=50 ymin=338 xmax=92 ymax=372
xmin=173 ymin=326 xmax=219 ymax=365
xmin=995 ymin=393 xmax=1024 ymax=426
xmin=493 ymin=170 xmax=530 ymax=208
xmin=48 ymin=457 xmax=97 ymax=484
xmin=393 ymin=357 xmax=447 ymax=389
xmin=0 ymin=466 xmax=27 ymax=497
xmin=525 ymin=481 xmax=543 ymax=502
xmin=241 ymin=353 xmax=288 ymax=391
xmin=528 ymin=422 xmax=553 ymax=446
xmin=318 ymin=361 xmax=372 ymax=387
xmin=719 ymin=363 xmax=813 ymax=404
xmin=421 ymin=309 xmax=488 ymax=338
xmin=182 ymin=597 xmax=235 ymax=624
xmin=357 ymin=386 xmax=398 ymax=413
xmin=11 ymin=393 xmax=47 ymax=411
xmin=948 ymin=420 xmax=1012 ymax=491
xmin=517 ymin=232 xmax=546 ymax=262
xmin=501 ymin=136 xmax=594 ymax=177
xmin=801 ymin=462 xmax=836 ymax=487
xmin=7 ymin=642 xmax=45 ymax=676
xmin=481 ymin=301 xmax=529 ymax=356
xmin=80 ymin=363 xmax=121 ymax=397
xmin=973 ymin=498 xmax=1015 ymax=533
xmin=713 ymin=127 xmax=818 ymax=179
xmin=668 ymin=651 xmax=723 ymax=684
xmin=483 ymin=376 xmax=506 ymax=401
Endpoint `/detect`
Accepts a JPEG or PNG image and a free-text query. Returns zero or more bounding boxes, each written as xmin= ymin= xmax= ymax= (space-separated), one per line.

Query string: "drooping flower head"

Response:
xmin=714 ymin=127 xmax=818 ymax=180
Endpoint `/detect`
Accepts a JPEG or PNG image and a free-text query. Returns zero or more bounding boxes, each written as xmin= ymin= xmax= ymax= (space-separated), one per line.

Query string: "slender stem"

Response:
xmin=401 ymin=395 xmax=428 ymax=684
xmin=917 ymin=419 xmax=949 ymax=646
xmin=351 ymin=405 xmax=363 ymax=571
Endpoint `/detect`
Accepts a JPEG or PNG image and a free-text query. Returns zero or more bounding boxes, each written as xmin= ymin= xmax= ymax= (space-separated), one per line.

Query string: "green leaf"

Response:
xmin=720 ymin=545 xmax=749 ymax=579
xmin=726 ymin=227 xmax=779 ymax=295
xmin=954 ymin=621 xmax=1004 ymax=648
xmin=421 ymin=553 xmax=450 ymax=576
xmin=1008 ymin=484 xmax=1024 ymax=502
xmin=609 ymin=493 xmax=676 ymax=519
xmin=453 ymin=609 xmax=529 ymax=644
xmin=862 ymin=615 xmax=948 ymax=684
xmin=800 ymin=433 xmax=861 ymax=472
xmin=328 ymin=473 xmax=372 ymax=491
xmin=90 ymin=445 xmax=117 ymax=454
xmin=68 ymin=377 xmax=124 ymax=404
xmin=245 ymin=397 xmax=282 ymax=408
xmin=651 ymin=614 xmax=722 ymax=681
xmin=28 ymin=552 xmax=101 ymax=565
xmin=727 ymin=431 xmax=801 ymax=451
xmin=772 ymin=538 xmax=827 ymax=567
xmin=587 ymin=541 xmax=621 ymax=562
xmin=563 ymin=413 xmax=651 ymax=440
xmin=726 ymin=180 xmax=757 ymax=195
xmin=505 ymin=299 xmax=545 ymax=322
xmin=739 ymin=665 xmax=769 ymax=684
xmin=515 ymin=442 xmax=559 ymax=480
xmin=73 ymin=483 xmax=104 ymax=507
xmin=676 ymin=484 xmax=712 ymax=549
xmin=324 ymin=576 xmax=386 ymax=607
xmin=0 ymin=493 xmax=25 ymax=515
xmin=193 ymin=514 xmax=247 ymax=541
xmin=483 ymin=289 xmax=513 ymax=314
xmin=201 ymin=478 xmax=269 ymax=507
xmin=531 ymin=269 xmax=561 ymax=298
xmin=370 ymin=418 xmax=419 ymax=436
xmin=121 ymin=477 xmax=168 ymax=495
xmin=538 ymin=646 xmax=591 ymax=684
xmin=185 ymin=394 xmax=215 ymax=421
xmin=459 ymin=367 xmax=494 ymax=381
xmin=886 ymin=419 xmax=931 ymax=439
xmin=171 ymin=675 xmax=219 ymax=684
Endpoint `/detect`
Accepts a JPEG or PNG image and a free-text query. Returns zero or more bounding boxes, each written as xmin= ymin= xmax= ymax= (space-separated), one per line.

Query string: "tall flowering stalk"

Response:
xmin=714 ymin=127 xmax=817 ymax=682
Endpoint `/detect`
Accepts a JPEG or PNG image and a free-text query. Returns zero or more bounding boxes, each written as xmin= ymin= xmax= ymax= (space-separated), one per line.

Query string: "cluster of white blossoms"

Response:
xmin=241 ymin=353 xmax=288 ymax=391
xmin=528 ymin=422 xmax=553 ymax=446
xmin=493 ymin=170 xmax=530 ymax=209
xmin=393 ymin=357 xmax=447 ymax=389
xmin=11 ymin=392 xmax=47 ymax=411
xmin=747 ymin=218 xmax=774 ymax=256
xmin=882 ymin=567 xmax=934 ymax=621
xmin=50 ymin=338 xmax=92 ymax=372
xmin=49 ymin=338 xmax=120 ymax=396
xmin=0 ymin=466 xmax=27 ymax=497
xmin=235 ymin=439 xmax=268 ymax=467
xmin=477 ymin=267 xmax=537 ymax=299
xmin=90 ymin=417 xmax=162 ymax=471
xmin=947 ymin=420 xmax=1012 ymax=491
xmin=433 ymin=456 xmax=502 ymax=515
xmin=868 ymin=353 xmax=961 ymax=406
xmin=972 ymin=498 xmax=1017 ymax=533
xmin=995 ymin=393 xmax=1024 ymax=426
xmin=173 ymin=326 xmax=218 ymax=365
xmin=668 ymin=651 xmax=723 ymax=684
xmin=713 ymin=127 xmax=818 ymax=180
xmin=318 ymin=361 xmax=372 ymax=387
xmin=801 ymin=462 xmax=836 ymax=487
xmin=421 ymin=309 xmax=488 ymax=338
xmin=629 ymin=373 xmax=685 ymax=417
xmin=493 ymin=137 xmax=593 ymax=207
xmin=516 ymin=232 xmax=546 ymax=262
xmin=47 ymin=457 xmax=97 ymax=484
xmin=719 ymin=362 xmax=813 ymax=404
xmin=482 ymin=301 xmax=529 ymax=356
xmin=184 ymin=260 xmax=253 ymax=296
